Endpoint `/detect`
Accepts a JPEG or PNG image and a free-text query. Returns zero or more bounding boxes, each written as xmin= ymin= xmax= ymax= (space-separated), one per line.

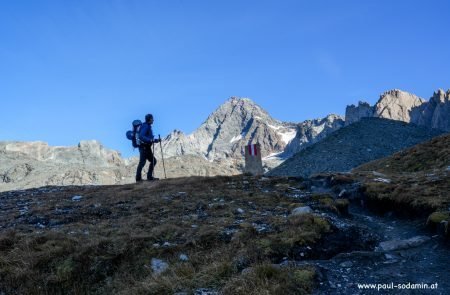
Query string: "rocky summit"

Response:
xmin=161 ymin=97 xmax=297 ymax=161
xmin=160 ymin=97 xmax=344 ymax=170
xmin=268 ymin=118 xmax=444 ymax=178
xmin=345 ymin=89 xmax=450 ymax=131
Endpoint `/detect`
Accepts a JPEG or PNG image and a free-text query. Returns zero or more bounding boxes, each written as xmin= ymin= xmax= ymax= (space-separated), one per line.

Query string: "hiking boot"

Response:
xmin=147 ymin=177 xmax=159 ymax=181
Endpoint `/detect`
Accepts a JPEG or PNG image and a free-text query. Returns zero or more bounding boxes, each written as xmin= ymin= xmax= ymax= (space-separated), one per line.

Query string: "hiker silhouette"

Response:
xmin=136 ymin=114 xmax=160 ymax=182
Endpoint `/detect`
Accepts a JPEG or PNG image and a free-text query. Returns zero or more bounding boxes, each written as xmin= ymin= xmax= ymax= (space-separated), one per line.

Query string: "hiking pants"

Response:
xmin=136 ymin=145 xmax=157 ymax=181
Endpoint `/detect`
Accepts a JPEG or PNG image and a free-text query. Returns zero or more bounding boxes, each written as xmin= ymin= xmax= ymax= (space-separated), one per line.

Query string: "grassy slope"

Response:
xmin=355 ymin=133 xmax=450 ymax=173
xmin=0 ymin=176 xmax=339 ymax=294
xmin=352 ymin=133 xmax=450 ymax=217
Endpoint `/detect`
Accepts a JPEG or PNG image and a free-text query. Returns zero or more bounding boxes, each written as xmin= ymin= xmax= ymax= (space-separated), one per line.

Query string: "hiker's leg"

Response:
xmin=147 ymin=152 xmax=157 ymax=180
xmin=136 ymin=148 xmax=147 ymax=181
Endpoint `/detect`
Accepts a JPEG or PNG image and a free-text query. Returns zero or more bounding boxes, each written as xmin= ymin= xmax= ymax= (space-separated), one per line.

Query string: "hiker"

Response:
xmin=136 ymin=114 xmax=161 ymax=182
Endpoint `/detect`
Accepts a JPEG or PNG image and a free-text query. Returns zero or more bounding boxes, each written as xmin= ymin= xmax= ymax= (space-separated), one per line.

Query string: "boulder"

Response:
xmin=291 ymin=206 xmax=313 ymax=216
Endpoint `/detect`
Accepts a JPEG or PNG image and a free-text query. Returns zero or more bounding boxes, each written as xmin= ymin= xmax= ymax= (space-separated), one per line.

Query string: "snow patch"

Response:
xmin=263 ymin=152 xmax=283 ymax=160
xmin=278 ymin=129 xmax=297 ymax=144
xmin=312 ymin=124 xmax=325 ymax=134
xmin=230 ymin=135 xmax=242 ymax=143
xmin=268 ymin=124 xmax=282 ymax=130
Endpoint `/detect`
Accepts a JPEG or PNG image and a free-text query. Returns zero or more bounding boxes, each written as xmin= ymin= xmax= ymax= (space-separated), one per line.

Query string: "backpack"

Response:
xmin=126 ymin=120 xmax=142 ymax=148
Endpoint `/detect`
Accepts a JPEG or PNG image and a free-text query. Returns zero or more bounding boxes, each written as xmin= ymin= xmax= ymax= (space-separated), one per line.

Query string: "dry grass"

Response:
xmin=348 ymin=133 xmax=450 ymax=217
xmin=0 ymin=175 xmax=328 ymax=294
xmin=355 ymin=133 xmax=450 ymax=174
xmin=352 ymin=170 xmax=450 ymax=217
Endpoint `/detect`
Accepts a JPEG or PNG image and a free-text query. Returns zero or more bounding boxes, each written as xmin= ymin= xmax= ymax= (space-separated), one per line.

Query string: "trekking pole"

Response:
xmin=151 ymin=142 xmax=156 ymax=179
xmin=158 ymin=134 xmax=167 ymax=179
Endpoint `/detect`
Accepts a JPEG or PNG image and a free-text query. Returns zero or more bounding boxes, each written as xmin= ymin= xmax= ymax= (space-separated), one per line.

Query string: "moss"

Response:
xmin=253 ymin=264 xmax=282 ymax=281
xmin=311 ymin=193 xmax=334 ymax=201
xmin=319 ymin=198 xmax=334 ymax=206
xmin=55 ymin=258 xmax=74 ymax=282
xmin=330 ymin=174 xmax=355 ymax=185
xmin=335 ymin=199 xmax=350 ymax=215
xmin=292 ymin=269 xmax=315 ymax=289
xmin=427 ymin=211 xmax=450 ymax=226
xmin=312 ymin=216 xmax=331 ymax=232
xmin=288 ymin=202 xmax=305 ymax=209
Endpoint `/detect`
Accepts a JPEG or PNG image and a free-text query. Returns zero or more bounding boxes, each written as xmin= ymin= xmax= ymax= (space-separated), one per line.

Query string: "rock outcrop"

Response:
xmin=416 ymin=89 xmax=450 ymax=131
xmin=374 ymin=89 xmax=425 ymax=122
xmin=345 ymin=101 xmax=374 ymax=126
xmin=345 ymin=89 xmax=450 ymax=131
xmin=0 ymin=140 xmax=130 ymax=192
xmin=283 ymin=114 xmax=344 ymax=156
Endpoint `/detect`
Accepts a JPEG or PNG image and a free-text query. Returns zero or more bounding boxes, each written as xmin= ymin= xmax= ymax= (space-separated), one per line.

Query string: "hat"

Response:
xmin=145 ymin=114 xmax=153 ymax=122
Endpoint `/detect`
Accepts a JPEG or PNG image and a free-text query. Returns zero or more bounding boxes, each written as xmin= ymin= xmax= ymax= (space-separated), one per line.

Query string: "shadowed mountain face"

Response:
xmin=268 ymin=118 xmax=445 ymax=178
xmin=346 ymin=89 xmax=450 ymax=131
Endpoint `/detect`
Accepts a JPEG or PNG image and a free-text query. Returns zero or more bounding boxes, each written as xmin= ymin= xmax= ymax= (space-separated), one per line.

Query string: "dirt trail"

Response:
xmin=310 ymin=205 xmax=450 ymax=294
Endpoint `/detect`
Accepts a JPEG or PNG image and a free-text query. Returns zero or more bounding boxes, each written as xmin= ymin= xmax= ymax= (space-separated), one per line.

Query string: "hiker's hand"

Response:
xmin=154 ymin=139 xmax=161 ymax=143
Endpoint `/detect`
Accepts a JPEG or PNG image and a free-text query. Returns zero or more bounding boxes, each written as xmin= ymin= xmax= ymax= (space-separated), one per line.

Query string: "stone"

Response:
xmin=194 ymin=288 xmax=219 ymax=295
xmin=376 ymin=236 xmax=431 ymax=251
xmin=179 ymin=254 xmax=189 ymax=261
xmin=72 ymin=195 xmax=83 ymax=201
xmin=291 ymin=206 xmax=313 ymax=216
xmin=373 ymin=178 xmax=391 ymax=183
xmin=151 ymin=258 xmax=169 ymax=275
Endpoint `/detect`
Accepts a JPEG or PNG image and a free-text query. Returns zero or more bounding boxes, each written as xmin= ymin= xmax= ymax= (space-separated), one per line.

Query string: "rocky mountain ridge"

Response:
xmin=0 ymin=97 xmax=341 ymax=191
xmin=268 ymin=118 xmax=445 ymax=178
xmin=346 ymin=89 xmax=450 ymax=131
xmin=2 ymin=88 xmax=449 ymax=191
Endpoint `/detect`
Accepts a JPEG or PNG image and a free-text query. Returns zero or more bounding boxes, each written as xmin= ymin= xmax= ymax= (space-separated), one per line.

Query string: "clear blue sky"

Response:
xmin=1 ymin=0 xmax=449 ymax=158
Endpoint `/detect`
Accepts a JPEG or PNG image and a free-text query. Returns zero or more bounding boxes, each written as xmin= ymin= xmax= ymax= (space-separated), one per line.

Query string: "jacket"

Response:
xmin=139 ymin=123 xmax=155 ymax=145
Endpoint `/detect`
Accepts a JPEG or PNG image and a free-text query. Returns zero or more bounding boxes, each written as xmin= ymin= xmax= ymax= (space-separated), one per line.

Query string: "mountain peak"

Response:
xmin=346 ymin=88 xmax=450 ymax=131
xmin=227 ymin=96 xmax=254 ymax=103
